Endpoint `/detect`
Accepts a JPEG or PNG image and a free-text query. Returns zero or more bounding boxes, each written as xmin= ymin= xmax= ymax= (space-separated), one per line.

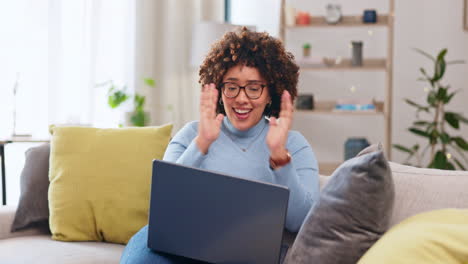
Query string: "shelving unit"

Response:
xmin=286 ymin=15 xmax=389 ymax=28
xmin=295 ymin=101 xmax=384 ymax=115
xmin=280 ymin=0 xmax=394 ymax=175
xmin=300 ymin=58 xmax=387 ymax=71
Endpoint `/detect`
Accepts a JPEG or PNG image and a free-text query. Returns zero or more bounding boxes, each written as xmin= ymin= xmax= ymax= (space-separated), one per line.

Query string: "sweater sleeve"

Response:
xmin=162 ymin=121 xmax=206 ymax=167
xmin=271 ymin=131 xmax=319 ymax=232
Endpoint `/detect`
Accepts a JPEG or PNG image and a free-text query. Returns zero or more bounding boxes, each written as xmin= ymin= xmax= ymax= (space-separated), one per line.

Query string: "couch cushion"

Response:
xmin=318 ymin=162 xmax=468 ymax=228
xmin=285 ymin=149 xmax=394 ymax=264
xmin=48 ymin=124 xmax=172 ymax=244
xmin=389 ymin=162 xmax=468 ymax=227
xmin=0 ymin=235 xmax=124 ymax=264
xmin=0 ymin=206 xmax=48 ymax=240
xmin=11 ymin=143 xmax=50 ymax=232
xmin=358 ymin=209 xmax=468 ymax=264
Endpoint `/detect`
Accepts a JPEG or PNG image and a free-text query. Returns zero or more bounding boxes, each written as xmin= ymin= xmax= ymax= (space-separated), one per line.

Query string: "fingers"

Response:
xmin=200 ymin=83 xmax=218 ymax=119
xmin=269 ymin=116 xmax=278 ymax=126
xmin=279 ymin=91 xmax=293 ymax=128
xmin=215 ymin=113 xmax=224 ymax=127
xmin=210 ymin=84 xmax=219 ymax=108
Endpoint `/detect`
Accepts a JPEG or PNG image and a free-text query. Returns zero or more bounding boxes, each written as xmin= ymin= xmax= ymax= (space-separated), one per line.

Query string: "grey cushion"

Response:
xmin=285 ymin=149 xmax=394 ymax=264
xmin=11 ymin=143 xmax=50 ymax=232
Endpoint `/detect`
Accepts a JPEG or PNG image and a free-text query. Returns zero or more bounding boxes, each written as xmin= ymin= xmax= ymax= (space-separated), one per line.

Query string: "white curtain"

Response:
xmin=0 ymin=0 xmax=224 ymax=138
xmin=0 ymin=0 xmax=135 ymax=138
xmin=134 ymin=0 xmax=224 ymax=133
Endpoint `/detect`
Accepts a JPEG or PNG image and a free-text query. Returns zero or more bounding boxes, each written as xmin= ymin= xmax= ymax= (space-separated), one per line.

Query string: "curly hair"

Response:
xmin=198 ymin=27 xmax=299 ymax=118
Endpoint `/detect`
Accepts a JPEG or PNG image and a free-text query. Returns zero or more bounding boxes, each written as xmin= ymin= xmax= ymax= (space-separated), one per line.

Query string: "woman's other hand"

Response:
xmin=196 ymin=83 xmax=224 ymax=154
xmin=267 ymin=90 xmax=293 ymax=160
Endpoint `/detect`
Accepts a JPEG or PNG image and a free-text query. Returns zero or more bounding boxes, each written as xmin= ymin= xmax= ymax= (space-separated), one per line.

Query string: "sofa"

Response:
xmin=1 ymin=161 xmax=467 ymax=263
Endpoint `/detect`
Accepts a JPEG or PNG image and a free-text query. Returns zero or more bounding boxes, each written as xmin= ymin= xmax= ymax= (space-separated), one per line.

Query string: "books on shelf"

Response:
xmin=333 ymin=99 xmax=377 ymax=112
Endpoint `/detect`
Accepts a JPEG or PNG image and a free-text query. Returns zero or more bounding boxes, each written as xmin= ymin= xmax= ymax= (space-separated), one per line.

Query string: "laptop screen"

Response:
xmin=148 ymin=160 xmax=290 ymax=264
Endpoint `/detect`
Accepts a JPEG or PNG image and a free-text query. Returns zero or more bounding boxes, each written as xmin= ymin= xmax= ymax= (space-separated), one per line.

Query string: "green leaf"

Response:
xmin=393 ymin=144 xmax=414 ymax=154
xmin=444 ymin=161 xmax=456 ymax=170
xmin=436 ymin=48 xmax=448 ymax=61
xmin=426 ymin=91 xmax=437 ymax=106
xmin=429 ymin=151 xmax=447 ymax=169
xmin=413 ymin=48 xmax=436 ymax=62
xmin=413 ymin=121 xmax=431 ymax=127
xmin=419 ymin=67 xmax=430 ymax=79
xmin=453 ymin=157 xmax=466 ymax=170
xmin=454 ymin=113 xmax=468 ymax=124
xmin=404 ymin=99 xmax=429 ymax=112
xmin=439 ymin=132 xmax=451 ymax=144
xmin=108 ymin=90 xmax=129 ymax=108
xmin=445 ymin=112 xmax=460 ymax=129
xmin=134 ymin=94 xmax=146 ymax=111
xmin=409 ymin=127 xmax=430 ymax=138
xmin=436 ymin=87 xmax=447 ymax=101
xmin=130 ymin=110 xmax=149 ymax=127
xmin=445 ymin=91 xmax=456 ymax=104
xmin=452 ymin=137 xmax=468 ymax=150
xmin=446 ymin=60 xmax=466 ymax=65
xmin=433 ymin=49 xmax=447 ymax=82
xmin=144 ymin=78 xmax=156 ymax=87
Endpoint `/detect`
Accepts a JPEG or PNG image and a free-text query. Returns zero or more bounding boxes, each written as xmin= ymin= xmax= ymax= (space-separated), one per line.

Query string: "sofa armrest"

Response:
xmin=0 ymin=206 xmax=45 ymax=240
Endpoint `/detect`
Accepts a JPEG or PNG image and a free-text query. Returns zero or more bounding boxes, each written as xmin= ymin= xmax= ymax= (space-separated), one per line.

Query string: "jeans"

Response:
xmin=120 ymin=225 xmax=209 ymax=264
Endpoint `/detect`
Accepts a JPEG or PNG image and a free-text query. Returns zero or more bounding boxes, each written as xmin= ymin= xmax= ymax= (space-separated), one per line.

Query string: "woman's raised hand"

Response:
xmin=196 ymin=83 xmax=224 ymax=154
xmin=266 ymin=90 xmax=293 ymax=160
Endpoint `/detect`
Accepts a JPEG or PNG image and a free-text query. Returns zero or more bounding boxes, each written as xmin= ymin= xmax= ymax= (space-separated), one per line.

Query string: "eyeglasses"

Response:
xmin=221 ymin=82 xmax=266 ymax=99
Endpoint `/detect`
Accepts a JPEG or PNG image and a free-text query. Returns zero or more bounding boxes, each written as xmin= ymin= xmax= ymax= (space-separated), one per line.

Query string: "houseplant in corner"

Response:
xmin=393 ymin=48 xmax=467 ymax=170
xmin=98 ymin=78 xmax=155 ymax=127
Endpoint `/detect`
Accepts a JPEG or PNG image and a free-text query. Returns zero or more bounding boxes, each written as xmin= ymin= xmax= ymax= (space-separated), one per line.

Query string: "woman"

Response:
xmin=121 ymin=27 xmax=319 ymax=263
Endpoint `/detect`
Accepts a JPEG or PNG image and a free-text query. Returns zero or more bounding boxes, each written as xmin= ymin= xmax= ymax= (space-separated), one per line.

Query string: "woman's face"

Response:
xmin=221 ymin=64 xmax=271 ymax=131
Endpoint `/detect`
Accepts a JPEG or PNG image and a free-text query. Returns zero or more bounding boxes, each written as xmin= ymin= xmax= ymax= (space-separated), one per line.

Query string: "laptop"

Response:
xmin=148 ymin=160 xmax=290 ymax=264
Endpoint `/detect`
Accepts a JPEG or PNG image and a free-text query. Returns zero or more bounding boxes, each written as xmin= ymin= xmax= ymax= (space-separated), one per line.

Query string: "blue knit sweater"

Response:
xmin=162 ymin=117 xmax=319 ymax=232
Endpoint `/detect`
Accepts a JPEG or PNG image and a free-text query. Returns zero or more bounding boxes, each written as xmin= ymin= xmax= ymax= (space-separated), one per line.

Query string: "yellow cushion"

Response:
xmin=48 ymin=124 xmax=172 ymax=244
xmin=358 ymin=209 xmax=468 ymax=264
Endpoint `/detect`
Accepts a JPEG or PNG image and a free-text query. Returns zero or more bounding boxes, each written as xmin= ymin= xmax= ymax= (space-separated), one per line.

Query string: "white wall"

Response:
xmin=230 ymin=0 xmax=282 ymax=36
xmin=393 ymin=0 xmax=468 ymax=165
xmin=231 ymin=0 xmax=468 ymax=165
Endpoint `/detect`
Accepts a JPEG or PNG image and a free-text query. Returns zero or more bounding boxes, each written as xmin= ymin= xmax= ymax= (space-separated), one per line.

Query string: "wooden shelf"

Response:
xmin=299 ymin=58 xmax=386 ymax=71
xmin=296 ymin=101 xmax=384 ymax=115
xmin=280 ymin=0 xmax=394 ymax=160
xmin=287 ymin=15 xmax=389 ymax=28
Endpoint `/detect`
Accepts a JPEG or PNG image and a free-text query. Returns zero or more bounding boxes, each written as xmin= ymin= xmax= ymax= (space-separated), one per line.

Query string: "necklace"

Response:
xmin=224 ymin=122 xmax=267 ymax=152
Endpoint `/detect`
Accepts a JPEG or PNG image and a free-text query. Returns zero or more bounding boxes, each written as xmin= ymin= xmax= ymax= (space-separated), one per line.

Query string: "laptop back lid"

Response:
xmin=148 ymin=160 xmax=289 ymax=264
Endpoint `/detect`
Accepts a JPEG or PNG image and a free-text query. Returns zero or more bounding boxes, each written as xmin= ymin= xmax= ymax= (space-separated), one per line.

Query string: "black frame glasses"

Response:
xmin=220 ymin=82 xmax=266 ymax=99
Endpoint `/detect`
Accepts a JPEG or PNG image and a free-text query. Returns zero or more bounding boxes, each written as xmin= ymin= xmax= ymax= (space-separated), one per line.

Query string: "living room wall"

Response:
xmin=231 ymin=0 xmax=468 ymax=165
xmin=392 ymin=0 xmax=468 ymax=164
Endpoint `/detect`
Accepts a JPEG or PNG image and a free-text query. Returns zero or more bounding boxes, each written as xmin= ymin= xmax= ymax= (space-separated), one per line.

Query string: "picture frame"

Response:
xmin=465 ymin=0 xmax=468 ymax=30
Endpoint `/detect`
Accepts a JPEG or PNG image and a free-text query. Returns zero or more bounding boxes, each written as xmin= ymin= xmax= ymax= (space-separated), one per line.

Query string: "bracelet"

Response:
xmin=269 ymin=150 xmax=291 ymax=170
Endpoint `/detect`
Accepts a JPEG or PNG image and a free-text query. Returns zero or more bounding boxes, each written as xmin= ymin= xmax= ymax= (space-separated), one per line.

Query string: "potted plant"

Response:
xmin=302 ymin=43 xmax=311 ymax=57
xmin=97 ymin=78 xmax=155 ymax=127
xmin=393 ymin=48 xmax=467 ymax=170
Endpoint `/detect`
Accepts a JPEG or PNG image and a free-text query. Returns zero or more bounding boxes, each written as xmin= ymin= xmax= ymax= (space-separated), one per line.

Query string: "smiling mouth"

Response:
xmin=234 ymin=108 xmax=252 ymax=114
xmin=233 ymin=108 xmax=252 ymax=119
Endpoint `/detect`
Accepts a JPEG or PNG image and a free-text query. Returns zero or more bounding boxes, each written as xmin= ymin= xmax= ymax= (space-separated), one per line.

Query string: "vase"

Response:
xmin=351 ymin=41 xmax=363 ymax=66
xmin=344 ymin=138 xmax=370 ymax=160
